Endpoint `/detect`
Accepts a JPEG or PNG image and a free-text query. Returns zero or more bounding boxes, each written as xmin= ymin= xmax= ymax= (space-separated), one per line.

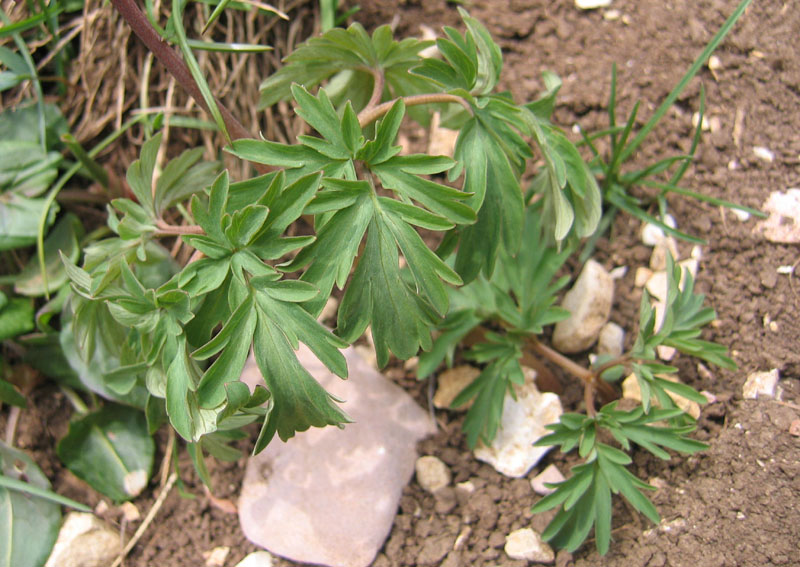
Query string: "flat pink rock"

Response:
xmin=238 ymin=345 xmax=435 ymax=567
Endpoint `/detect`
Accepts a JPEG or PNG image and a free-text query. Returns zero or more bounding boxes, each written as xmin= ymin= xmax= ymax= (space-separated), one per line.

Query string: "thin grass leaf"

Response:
xmin=618 ymin=0 xmax=753 ymax=163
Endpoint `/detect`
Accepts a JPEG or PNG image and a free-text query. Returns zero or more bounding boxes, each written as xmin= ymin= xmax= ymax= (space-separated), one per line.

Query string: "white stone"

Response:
xmin=203 ymin=546 xmax=230 ymax=567
xmin=753 ymin=146 xmax=775 ymax=162
xmin=640 ymin=215 xmax=676 ymax=246
xmin=45 ymin=512 xmax=122 ymax=567
xmin=597 ymin=322 xmax=625 ymax=357
xmin=777 ymin=265 xmax=794 ymax=275
xmin=732 ymin=208 xmax=751 ymax=221
xmin=603 ymin=9 xmax=621 ymax=20
xmin=657 ymin=345 xmax=677 ymax=361
xmin=235 ymin=551 xmax=274 ymax=567
xmin=755 ymin=189 xmax=800 ymax=243
xmin=692 ymin=112 xmax=711 ymax=131
xmin=742 ymin=369 xmax=780 ymax=399
xmin=645 ymin=271 xmax=668 ymax=301
xmin=474 ymin=374 xmax=563 ymax=477
xmin=415 ymin=455 xmax=451 ymax=493
xmin=708 ymin=55 xmax=722 ymax=71
xmin=434 ymin=365 xmax=480 ymax=410
xmin=575 ymin=0 xmax=611 ymax=9
xmin=504 ymin=528 xmax=555 ymax=563
xmin=238 ymin=346 xmax=435 ymax=567
xmin=635 ymin=266 xmax=653 ymax=287
xmin=609 ymin=265 xmax=627 ymax=280
xmin=418 ymin=25 xmax=439 ymax=59
xmin=531 ymin=464 xmax=565 ymax=495
xmin=120 ymin=501 xmax=140 ymax=522
xmin=552 ymin=260 xmax=614 ymax=353
xmin=649 ymin=237 xmax=679 ymax=271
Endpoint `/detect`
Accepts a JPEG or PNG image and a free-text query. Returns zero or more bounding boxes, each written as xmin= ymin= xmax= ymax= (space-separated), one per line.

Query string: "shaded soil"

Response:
xmin=6 ymin=0 xmax=800 ymax=566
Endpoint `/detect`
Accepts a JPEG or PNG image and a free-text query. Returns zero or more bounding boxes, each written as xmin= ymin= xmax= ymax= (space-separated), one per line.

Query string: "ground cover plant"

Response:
xmin=0 ymin=0 xmax=761 ymax=563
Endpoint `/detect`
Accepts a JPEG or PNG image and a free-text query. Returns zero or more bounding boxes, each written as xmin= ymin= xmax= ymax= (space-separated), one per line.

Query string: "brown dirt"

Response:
xmin=4 ymin=0 xmax=800 ymax=566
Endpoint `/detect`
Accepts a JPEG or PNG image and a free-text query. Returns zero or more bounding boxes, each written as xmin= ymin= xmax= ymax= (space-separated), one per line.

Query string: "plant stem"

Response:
xmin=527 ymin=338 xmax=617 ymax=403
xmin=154 ymin=219 xmax=204 ymax=236
xmin=111 ymin=0 xmax=271 ymax=173
xmin=358 ymin=93 xmax=473 ymax=128
xmin=365 ymin=66 xmax=385 ymax=111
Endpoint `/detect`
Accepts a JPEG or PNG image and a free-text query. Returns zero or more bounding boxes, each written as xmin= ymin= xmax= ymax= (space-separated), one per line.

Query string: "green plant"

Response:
xmin=0 ymin=0 xmax=753 ymax=560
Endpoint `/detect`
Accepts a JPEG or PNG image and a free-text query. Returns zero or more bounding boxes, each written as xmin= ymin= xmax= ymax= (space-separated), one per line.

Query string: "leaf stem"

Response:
xmin=154 ymin=219 xmax=204 ymax=236
xmin=358 ymin=93 xmax=473 ymax=128
xmin=365 ymin=66 xmax=385 ymax=111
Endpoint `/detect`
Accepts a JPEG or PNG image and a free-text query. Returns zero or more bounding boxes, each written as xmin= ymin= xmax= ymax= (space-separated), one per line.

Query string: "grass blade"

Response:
xmin=618 ymin=0 xmax=753 ymax=163
xmin=0 ymin=474 xmax=91 ymax=512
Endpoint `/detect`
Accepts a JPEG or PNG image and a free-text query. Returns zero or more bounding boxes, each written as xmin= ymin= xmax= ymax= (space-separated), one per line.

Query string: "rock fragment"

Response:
xmin=203 ymin=547 xmax=230 ymax=567
xmin=238 ymin=346 xmax=435 ymax=567
xmin=45 ymin=512 xmax=122 ymax=567
xmin=433 ymin=366 xmax=480 ymax=410
xmin=552 ymin=260 xmax=614 ymax=353
xmin=531 ymin=464 xmax=565 ymax=496
xmin=415 ymin=455 xmax=451 ymax=494
xmin=597 ymin=322 xmax=625 ymax=357
xmin=742 ymin=369 xmax=780 ymax=399
xmin=575 ymin=0 xmax=611 ymax=9
xmin=474 ymin=373 xmax=563 ymax=477
xmin=235 ymin=552 xmax=274 ymax=567
xmin=504 ymin=528 xmax=555 ymax=563
xmin=755 ymin=189 xmax=800 ymax=243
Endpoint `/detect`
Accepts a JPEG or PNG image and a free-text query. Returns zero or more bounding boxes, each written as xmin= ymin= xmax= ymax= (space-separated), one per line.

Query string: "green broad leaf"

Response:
xmin=228 ymin=139 xmax=350 ymax=184
xmin=458 ymin=8 xmax=502 ymax=94
xmin=525 ymin=70 xmax=563 ymax=121
xmin=357 ymin=99 xmax=405 ymax=166
xmin=0 ymin=102 xmax=68 ymax=151
xmin=453 ymin=112 xmax=525 ymax=281
xmin=417 ymin=308 xmax=482 ymax=379
xmin=0 ymin=297 xmax=33 ymax=341
xmin=285 ymin=180 xmax=373 ymax=314
xmin=252 ymin=304 xmax=350 ymax=450
xmin=0 ymin=378 xmax=25 ymax=408
xmin=292 ymin=86 xmax=360 ymax=158
xmin=0 ymin=141 xmax=60 ymax=198
xmin=259 ymin=22 xmax=432 ymax=109
xmin=14 ymin=214 xmax=83 ymax=297
xmin=166 ymin=339 xmax=218 ymax=442
xmin=56 ymin=404 xmax=155 ymax=502
xmin=154 ymin=147 xmax=220 ymax=216
xmin=0 ymin=193 xmax=56 ymax=251
xmin=0 ymin=442 xmax=61 ymax=567
xmin=126 ymin=133 xmax=161 ymax=217
xmin=372 ymin=155 xmax=474 ymax=225
xmin=195 ymin=296 xmax=257 ymax=407
xmin=337 ymin=215 xmax=440 ymax=367
xmin=254 ymin=286 xmax=348 ymax=379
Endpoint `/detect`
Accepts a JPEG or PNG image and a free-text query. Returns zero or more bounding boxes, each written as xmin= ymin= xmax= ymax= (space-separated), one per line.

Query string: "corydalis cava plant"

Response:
xmin=62 ymin=9 xmax=601 ymax=454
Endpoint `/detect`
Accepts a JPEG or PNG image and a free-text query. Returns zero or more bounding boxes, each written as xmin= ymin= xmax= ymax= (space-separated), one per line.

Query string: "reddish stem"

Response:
xmin=111 ymin=0 xmax=271 ymax=173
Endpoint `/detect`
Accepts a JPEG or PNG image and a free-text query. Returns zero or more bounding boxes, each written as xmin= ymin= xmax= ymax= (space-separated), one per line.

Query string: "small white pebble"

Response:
xmin=731 ymin=208 xmax=751 ymax=221
xmin=609 ymin=265 xmax=627 ymax=279
xmin=603 ymin=8 xmax=621 ymax=20
xmin=777 ymin=265 xmax=795 ymax=275
xmin=575 ymin=0 xmax=612 ymax=9
xmin=727 ymin=159 xmax=739 ymax=170
xmin=692 ymin=112 xmax=710 ymax=131
xmin=753 ymin=146 xmax=775 ymax=163
xmin=708 ymin=55 xmax=722 ymax=70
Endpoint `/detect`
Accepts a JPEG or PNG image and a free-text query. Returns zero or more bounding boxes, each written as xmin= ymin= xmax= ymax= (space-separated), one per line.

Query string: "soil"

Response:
xmin=5 ymin=0 xmax=800 ymax=566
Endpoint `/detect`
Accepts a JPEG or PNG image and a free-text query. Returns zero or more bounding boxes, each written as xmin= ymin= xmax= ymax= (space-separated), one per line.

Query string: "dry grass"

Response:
xmin=1 ymin=0 xmax=318 ymax=182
